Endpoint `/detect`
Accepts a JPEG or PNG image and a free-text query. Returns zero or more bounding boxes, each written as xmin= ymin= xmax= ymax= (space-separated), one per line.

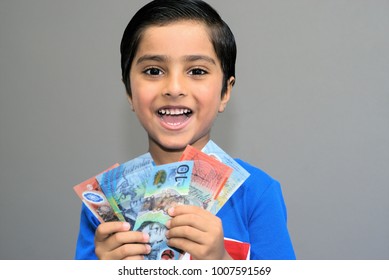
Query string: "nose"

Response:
xmin=163 ymin=72 xmax=187 ymax=98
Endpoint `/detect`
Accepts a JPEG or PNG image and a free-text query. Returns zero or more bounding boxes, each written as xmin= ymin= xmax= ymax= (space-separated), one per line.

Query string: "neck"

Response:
xmin=150 ymin=147 xmax=184 ymax=165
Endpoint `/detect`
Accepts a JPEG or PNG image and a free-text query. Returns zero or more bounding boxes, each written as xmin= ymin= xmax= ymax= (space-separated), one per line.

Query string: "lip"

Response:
xmin=156 ymin=105 xmax=193 ymax=130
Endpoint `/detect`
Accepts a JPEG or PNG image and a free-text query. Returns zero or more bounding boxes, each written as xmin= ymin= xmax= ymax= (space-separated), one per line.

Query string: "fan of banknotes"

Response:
xmin=73 ymin=140 xmax=249 ymax=260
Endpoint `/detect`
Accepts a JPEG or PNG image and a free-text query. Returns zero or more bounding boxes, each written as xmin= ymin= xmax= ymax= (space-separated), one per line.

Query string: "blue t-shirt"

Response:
xmin=74 ymin=159 xmax=296 ymax=260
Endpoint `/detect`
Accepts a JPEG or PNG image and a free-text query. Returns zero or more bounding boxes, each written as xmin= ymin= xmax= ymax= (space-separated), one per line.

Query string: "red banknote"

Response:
xmin=180 ymin=145 xmax=233 ymax=211
xmin=73 ymin=163 xmax=125 ymax=223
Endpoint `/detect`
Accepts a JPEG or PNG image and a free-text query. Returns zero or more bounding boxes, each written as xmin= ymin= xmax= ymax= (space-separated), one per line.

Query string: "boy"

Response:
xmin=75 ymin=0 xmax=295 ymax=260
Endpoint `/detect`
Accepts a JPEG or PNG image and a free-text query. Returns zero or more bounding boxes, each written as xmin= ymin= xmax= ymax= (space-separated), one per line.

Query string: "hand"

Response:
xmin=94 ymin=221 xmax=151 ymax=260
xmin=165 ymin=205 xmax=232 ymax=260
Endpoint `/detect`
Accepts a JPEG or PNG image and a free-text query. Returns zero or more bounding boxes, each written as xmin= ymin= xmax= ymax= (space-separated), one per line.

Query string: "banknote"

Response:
xmin=73 ymin=164 xmax=124 ymax=223
xmin=133 ymin=161 xmax=193 ymax=260
xmin=180 ymin=145 xmax=233 ymax=213
xmin=202 ymin=140 xmax=250 ymax=212
xmin=134 ymin=211 xmax=183 ymax=260
xmin=96 ymin=153 xmax=154 ymax=228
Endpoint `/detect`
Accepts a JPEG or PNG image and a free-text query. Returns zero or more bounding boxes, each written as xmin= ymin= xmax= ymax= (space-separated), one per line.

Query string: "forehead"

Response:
xmin=136 ymin=20 xmax=217 ymax=59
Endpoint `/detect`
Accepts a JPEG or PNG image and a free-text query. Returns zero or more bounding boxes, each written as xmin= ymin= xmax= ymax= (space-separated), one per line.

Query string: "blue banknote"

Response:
xmin=133 ymin=161 xmax=194 ymax=260
xmin=96 ymin=153 xmax=154 ymax=228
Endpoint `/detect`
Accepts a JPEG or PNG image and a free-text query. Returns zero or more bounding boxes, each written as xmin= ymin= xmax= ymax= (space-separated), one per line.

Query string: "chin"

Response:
xmin=160 ymin=142 xmax=189 ymax=152
xmin=152 ymin=137 xmax=189 ymax=152
xmin=151 ymin=134 xmax=209 ymax=153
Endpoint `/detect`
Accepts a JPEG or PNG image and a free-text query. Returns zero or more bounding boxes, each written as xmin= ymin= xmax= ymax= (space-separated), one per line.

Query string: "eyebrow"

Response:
xmin=135 ymin=55 xmax=168 ymax=65
xmin=135 ymin=54 xmax=217 ymax=65
xmin=184 ymin=55 xmax=216 ymax=65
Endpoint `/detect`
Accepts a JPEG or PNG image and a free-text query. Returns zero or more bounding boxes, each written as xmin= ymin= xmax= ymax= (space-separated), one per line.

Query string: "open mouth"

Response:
xmin=157 ymin=107 xmax=192 ymax=127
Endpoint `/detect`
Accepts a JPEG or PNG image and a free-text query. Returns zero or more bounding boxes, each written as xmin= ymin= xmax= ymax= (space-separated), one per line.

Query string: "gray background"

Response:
xmin=0 ymin=0 xmax=388 ymax=260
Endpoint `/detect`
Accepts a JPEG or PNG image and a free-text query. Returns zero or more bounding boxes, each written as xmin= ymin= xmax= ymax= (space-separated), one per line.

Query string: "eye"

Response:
xmin=144 ymin=67 xmax=163 ymax=76
xmin=189 ymin=68 xmax=207 ymax=76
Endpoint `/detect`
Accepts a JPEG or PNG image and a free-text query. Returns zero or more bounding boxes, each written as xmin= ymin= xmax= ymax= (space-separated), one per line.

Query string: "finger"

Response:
xmin=167 ymin=233 xmax=228 ymax=260
xmin=95 ymin=222 xmax=131 ymax=242
xmin=166 ymin=236 xmax=204 ymax=257
xmin=122 ymin=255 xmax=145 ymax=260
xmin=166 ymin=224 xmax=205 ymax=244
xmin=168 ymin=205 xmax=208 ymax=217
xmin=97 ymin=230 xmax=150 ymax=256
xmin=166 ymin=214 xmax=208 ymax=232
xmin=166 ymin=233 xmax=227 ymax=260
xmin=102 ymin=243 xmax=151 ymax=260
xmin=106 ymin=230 xmax=149 ymax=248
xmin=167 ymin=205 xmax=215 ymax=232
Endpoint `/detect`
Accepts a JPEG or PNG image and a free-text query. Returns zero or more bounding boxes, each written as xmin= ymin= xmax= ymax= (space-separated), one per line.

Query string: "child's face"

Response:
xmin=129 ymin=21 xmax=233 ymax=162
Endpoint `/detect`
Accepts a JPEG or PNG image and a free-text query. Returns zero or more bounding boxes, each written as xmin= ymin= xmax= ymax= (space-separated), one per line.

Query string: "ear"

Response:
xmin=218 ymin=76 xmax=235 ymax=113
xmin=122 ymin=77 xmax=134 ymax=110
xmin=127 ymin=96 xmax=135 ymax=111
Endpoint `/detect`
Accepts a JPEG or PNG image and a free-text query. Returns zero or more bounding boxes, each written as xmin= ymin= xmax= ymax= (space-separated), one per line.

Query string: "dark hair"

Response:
xmin=120 ymin=0 xmax=236 ymax=97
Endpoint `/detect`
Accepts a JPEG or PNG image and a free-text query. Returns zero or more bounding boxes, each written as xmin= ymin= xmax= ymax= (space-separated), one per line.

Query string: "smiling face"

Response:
xmin=129 ymin=21 xmax=234 ymax=164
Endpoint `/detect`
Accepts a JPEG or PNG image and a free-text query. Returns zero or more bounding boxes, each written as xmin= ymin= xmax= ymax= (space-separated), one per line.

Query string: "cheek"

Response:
xmin=129 ymin=76 xmax=142 ymax=96
xmin=130 ymin=82 xmax=155 ymax=106
xmin=197 ymin=83 xmax=223 ymax=104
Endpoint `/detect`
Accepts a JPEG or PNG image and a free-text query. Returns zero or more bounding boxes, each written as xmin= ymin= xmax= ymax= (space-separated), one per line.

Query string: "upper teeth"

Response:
xmin=158 ymin=108 xmax=191 ymax=115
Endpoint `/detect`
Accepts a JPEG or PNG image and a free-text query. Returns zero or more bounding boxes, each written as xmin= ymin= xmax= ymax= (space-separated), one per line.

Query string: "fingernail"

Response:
xmin=165 ymin=230 xmax=170 ymax=238
xmin=165 ymin=219 xmax=171 ymax=228
xmin=143 ymin=232 xmax=149 ymax=242
xmin=123 ymin=222 xmax=131 ymax=230
xmin=145 ymin=244 xmax=151 ymax=253
xmin=168 ymin=207 xmax=174 ymax=215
